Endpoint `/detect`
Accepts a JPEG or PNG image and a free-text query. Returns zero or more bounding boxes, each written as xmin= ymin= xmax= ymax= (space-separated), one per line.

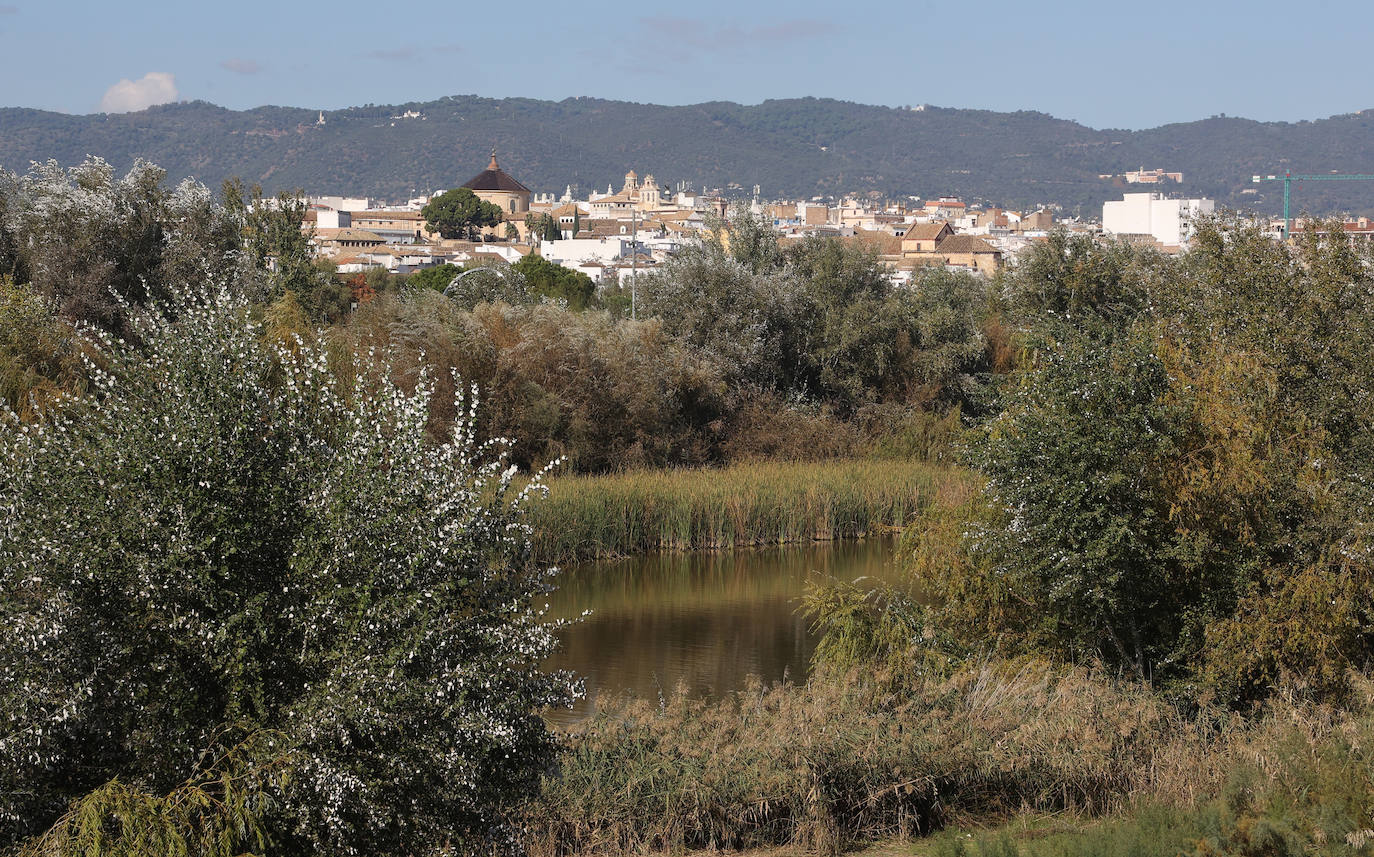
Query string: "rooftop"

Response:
xmin=461 ymin=152 xmax=532 ymax=195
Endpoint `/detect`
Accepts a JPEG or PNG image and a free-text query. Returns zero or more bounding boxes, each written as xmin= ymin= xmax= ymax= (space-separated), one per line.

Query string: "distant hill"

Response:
xmin=3 ymin=95 xmax=1373 ymax=216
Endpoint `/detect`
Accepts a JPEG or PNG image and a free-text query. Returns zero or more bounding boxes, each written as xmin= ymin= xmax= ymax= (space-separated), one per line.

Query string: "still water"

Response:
xmin=543 ymin=538 xmax=902 ymax=723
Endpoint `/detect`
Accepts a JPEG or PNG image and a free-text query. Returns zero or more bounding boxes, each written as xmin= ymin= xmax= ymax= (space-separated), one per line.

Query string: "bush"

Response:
xmin=0 ymin=280 xmax=86 ymax=420
xmin=896 ymin=225 xmax=1374 ymax=705
xmin=342 ymin=293 xmax=726 ymax=472
xmin=0 ymin=158 xmax=254 ymax=333
xmin=0 ymin=284 xmax=575 ymax=855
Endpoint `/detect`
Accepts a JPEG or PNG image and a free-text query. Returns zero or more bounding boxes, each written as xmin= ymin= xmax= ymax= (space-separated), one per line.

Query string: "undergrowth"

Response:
xmin=525 ymin=662 xmax=1228 ymax=855
xmin=525 ymin=667 xmax=1374 ymax=856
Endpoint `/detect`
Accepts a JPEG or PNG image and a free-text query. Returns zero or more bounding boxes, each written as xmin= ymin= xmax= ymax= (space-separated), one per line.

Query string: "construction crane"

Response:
xmin=1251 ymin=172 xmax=1374 ymax=238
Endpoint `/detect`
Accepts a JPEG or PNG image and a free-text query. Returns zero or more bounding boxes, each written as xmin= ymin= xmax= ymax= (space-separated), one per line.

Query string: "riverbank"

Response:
xmin=523 ymin=664 xmax=1374 ymax=857
xmin=529 ymin=458 xmax=970 ymax=563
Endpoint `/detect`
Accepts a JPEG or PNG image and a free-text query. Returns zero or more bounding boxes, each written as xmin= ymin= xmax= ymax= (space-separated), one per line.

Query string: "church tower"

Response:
xmin=638 ymin=174 xmax=661 ymax=210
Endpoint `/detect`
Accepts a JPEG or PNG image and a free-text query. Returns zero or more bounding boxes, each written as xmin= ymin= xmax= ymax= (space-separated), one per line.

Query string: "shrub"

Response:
xmin=0 ymin=283 xmax=575 ymax=855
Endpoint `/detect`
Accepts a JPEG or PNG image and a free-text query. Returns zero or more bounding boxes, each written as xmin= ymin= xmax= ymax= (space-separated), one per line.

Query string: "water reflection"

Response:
xmin=544 ymin=538 xmax=901 ymax=723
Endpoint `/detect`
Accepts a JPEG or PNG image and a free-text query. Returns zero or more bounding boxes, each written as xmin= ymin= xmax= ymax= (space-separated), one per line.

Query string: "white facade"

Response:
xmin=540 ymin=234 xmax=683 ymax=269
xmin=312 ymin=196 xmax=373 ymax=213
xmin=316 ymin=210 xmax=351 ymax=229
xmin=1102 ymin=192 xmax=1215 ymax=247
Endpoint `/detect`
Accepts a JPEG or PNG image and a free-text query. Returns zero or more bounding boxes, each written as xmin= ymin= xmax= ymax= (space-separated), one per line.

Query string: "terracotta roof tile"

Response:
xmin=936 ymin=235 xmax=998 ymax=254
xmin=461 ymin=154 xmax=532 ymax=194
xmin=904 ymin=222 xmax=952 ymax=240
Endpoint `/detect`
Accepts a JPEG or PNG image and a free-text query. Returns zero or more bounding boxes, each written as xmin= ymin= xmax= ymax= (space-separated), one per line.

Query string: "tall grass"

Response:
xmin=523 ymin=661 xmax=1225 ymax=856
xmin=524 ymin=666 xmax=1374 ymax=857
xmin=529 ymin=458 xmax=969 ymax=563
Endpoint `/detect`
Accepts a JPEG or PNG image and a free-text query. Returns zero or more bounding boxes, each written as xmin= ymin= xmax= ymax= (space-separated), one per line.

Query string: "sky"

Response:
xmin=1 ymin=0 xmax=1370 ymax=130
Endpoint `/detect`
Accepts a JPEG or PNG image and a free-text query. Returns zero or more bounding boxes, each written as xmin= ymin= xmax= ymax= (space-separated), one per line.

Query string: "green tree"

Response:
xmin=967 ymin=320 xmax=1208 ymax=680
xmin=406 ymin=262 xmax=461 ymax=292
xmin=0 ymin=283 xmax=575 ymax=854
xmin=643 ymin=216 xmax=990 ymax=414
xmin=899 ymin=223 xmax=1374 ymax=703
xmin=512 ymin=253 xmax=595 ymax=309
xmin=524 ymin=213 xmax=561 ymax=242
xmin=422 ymin=188 xmax=503 ymax=240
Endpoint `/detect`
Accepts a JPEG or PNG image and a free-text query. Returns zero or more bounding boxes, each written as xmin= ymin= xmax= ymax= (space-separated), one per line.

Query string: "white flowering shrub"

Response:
xmin=0 ymin=157 xmax=247 ymax=332
xmin=0 ymin=283 xmax=575 ymax=855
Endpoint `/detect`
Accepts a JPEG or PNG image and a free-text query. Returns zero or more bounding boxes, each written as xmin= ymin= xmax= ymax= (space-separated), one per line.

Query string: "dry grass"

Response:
xmin=523 ymin=661 xmax=1230 ymax=856
xmin=525 ymin=666 xmax=1374 ymax=857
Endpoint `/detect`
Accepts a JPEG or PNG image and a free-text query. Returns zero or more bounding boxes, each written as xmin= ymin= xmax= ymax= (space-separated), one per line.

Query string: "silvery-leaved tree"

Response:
xmin=0 ymin=284 xmax=576 ymax=855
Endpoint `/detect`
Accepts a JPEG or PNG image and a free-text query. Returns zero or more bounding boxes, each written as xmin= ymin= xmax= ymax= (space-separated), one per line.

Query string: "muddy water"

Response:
xmin=543 ymin=538 xmax=903 ymax=722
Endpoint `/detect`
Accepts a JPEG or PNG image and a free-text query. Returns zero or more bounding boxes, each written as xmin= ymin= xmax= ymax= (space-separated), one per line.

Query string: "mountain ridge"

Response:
xmin=3 ymin=95 xmax=1373 ymax=215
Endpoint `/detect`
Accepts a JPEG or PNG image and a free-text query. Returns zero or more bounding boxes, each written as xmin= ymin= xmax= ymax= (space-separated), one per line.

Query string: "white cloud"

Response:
xmin=99 ymin=72 xmax=179 ymax=113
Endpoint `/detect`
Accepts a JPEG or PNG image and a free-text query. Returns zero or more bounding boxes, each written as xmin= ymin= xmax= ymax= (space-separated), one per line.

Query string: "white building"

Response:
xmin=311 ymin=196 xmax=373 ymax=213
xmin=540 ymin=234 xmax=683 ymax=271
xmin=316 ymin=209 xmax=351 ymax=229
xmin=1102 ymin=192 xmax=1215 ymax=248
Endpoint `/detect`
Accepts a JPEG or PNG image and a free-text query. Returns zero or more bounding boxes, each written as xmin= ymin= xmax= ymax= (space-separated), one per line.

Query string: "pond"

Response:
xmin=543 ymin=538 xmax=903 ymax=723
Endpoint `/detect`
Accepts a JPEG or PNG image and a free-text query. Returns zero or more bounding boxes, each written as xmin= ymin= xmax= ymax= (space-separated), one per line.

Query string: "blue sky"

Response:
xmin=1 ymin=0 xmax=1369 ymax=129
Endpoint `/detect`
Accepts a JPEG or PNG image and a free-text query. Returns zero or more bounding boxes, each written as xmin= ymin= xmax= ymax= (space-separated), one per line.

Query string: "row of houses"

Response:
xmin=304 ymin=153 xmax=1094 ymax=283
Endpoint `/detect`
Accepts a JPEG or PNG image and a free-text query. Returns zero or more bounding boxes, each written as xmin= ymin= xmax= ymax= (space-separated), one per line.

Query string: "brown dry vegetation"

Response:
xmin=526 ymin=666 xmax=1374 ymax=857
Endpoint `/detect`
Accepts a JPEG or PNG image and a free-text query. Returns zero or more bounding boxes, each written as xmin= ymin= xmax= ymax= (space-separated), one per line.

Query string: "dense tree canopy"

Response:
xmin=422 ymin=188 xmax=504 ymax=240
xmin=902 ymin=223 xmax=1374 ymax=705
xmin=512 ymin=253 xmax=595 ymax=309
xmin=641 ymin=209 xmax=992 ymax=415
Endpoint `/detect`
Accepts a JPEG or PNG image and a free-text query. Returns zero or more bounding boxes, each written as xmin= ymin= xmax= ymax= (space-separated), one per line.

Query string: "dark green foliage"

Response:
xmin=878 ymin=224 xmax=1374 ymax=705
xmin=1007 ymin=229 xmax=1159 ymax=320
xmin=4 ymin=97 xmax=1374 ymax=214
xmin=421 ymin=187 xmax=503 ymax=240
xmin=971 ymin=321 xmax=1211 ymax=681
xmin=526 ymin=212 xmax=561 ymax=242
xmin=222 ymin=178 xmax=345 ymax=321
xmin=511 ymin=253 xmax=595 ymax=309
xmin=642 ymin=211 xmax=991 ymax=415
xmin=405 ymin=262 xmax=460 ymax=292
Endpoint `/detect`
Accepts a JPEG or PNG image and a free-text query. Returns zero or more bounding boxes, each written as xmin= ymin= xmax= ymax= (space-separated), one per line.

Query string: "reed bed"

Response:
xmin=524 ymin=666 xmax=1374 ymax=857
xmin=523 ymin=662 xmax=1223 ymax=856
xmin=529 ymin=458 xmax=969 ymax=563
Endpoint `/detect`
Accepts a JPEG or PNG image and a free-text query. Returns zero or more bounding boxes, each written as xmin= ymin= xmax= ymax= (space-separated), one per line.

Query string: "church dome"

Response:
xmin=462 ymin=152 xmax=531 ymax=194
